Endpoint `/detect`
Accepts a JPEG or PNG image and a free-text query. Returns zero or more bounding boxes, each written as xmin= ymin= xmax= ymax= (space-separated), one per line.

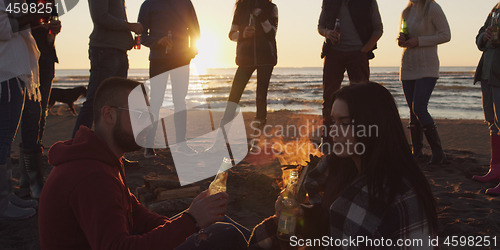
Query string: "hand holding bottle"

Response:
xmin=157 ymin=36 xmax=173 ymax=47
xmin=48 ymin=18 xmax=61 ymax=35
xmin=326 ymin=30 xmax=340 ymax=45
xmin=397 ymin=32 xmax=407 ymax=47
xmin=402 ymin=37 xmax=419 ymax=48
xmin=484 ymin=26 xmax=495 ymax=43
xmin=187 ymin=190 xmax=229 ymax=229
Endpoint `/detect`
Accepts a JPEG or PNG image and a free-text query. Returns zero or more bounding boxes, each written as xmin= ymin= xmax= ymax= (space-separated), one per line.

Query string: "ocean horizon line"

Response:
xmin=54 ymin=66 xmax=477 ymax=71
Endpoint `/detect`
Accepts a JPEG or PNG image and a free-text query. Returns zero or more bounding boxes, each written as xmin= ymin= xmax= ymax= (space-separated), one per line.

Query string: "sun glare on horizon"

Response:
xmin=191 ymin=30 xmax=223 ymax=75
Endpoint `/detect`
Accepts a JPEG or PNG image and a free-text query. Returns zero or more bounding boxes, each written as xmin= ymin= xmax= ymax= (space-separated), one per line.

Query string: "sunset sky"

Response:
xmin=53 ymin=0 xmax=500 ymax=70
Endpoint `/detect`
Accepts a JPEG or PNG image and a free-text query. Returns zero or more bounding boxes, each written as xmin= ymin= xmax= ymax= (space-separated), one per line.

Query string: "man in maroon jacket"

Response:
xmin=38 ymin=77 xmax=246 ymax=250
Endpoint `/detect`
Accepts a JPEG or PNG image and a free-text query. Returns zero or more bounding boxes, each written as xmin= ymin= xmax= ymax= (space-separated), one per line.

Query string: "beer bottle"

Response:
xmin=208 ymin=157 xmax=232 ymax=195
xmin=134 ymin=34 xmax=141 ymax=50
xmin=401 ymin=19 xmax=409 ymax=40
xmin=332 ymin=18 xmax=341 ymax=45
xmin=277 ymin=170 xmax=299 ymax=241
xmin=491 ymin=13 xmax=499 ymax=44
xmin=47 ymin=16 xmax=58 ymax=46
xmin=165 ymin=31 xmax=173 ymax=54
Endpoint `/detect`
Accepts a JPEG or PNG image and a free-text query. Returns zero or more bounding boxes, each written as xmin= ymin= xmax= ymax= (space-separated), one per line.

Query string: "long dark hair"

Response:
xmin=328 ymin=82 xmax=438 ymax=232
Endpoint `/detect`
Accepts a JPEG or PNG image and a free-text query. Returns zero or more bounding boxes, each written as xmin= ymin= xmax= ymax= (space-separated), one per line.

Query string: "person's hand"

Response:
xmin=402 ymin=37 xmax=419 ymax=48
xmin=17 ymin=12 xmax=50 ymax=28
xmin=326 ymin=29 xmax=340 ymax=45
xmin=397 ymin=32 xmax=407 ymax=47
xmin=127 ymin=22 xmax=143 ymax=34
xmin=483 ymin=26 xmax=495 ymax=44
xmin=243 ymin=26 xmax=255 ymax=39
xmin=186 ymin=190 xmax=228 ymax=229
xmin=252 ymin=8 xmax=262 ymax=17
xmin=157 ymin=36 xmax=173 ymax=47
xmin=273 ymin=194 xmax=304 ymax=224
xmin=49 ymin=19 xmax=61 ymax=35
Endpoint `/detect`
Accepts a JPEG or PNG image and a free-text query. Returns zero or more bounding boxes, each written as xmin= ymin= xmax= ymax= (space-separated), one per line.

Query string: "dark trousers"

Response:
xmin=322 ymin=49 xmax=369 ymax=143
xmin=401 ymin=78 xmax=437 ymax=127
xmin=0 ymin=78 xmax=25 ymax=165
xmin=72 ymin=47 xmax=129 ymax=137
xmin=20 ymin=55 xmax=55 ymax=152
xmin=146 ymin=60 xmax=190 ymax=145
xmin=223 ymin=65 xmax=274 ymax=122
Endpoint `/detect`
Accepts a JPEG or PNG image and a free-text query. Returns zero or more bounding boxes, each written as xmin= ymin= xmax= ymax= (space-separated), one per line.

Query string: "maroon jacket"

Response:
xmin=39 ymin=126 xmax=197 ymax=250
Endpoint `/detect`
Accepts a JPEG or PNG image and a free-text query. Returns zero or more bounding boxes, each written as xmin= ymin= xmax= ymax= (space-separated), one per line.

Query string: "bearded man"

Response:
xmin=38 ymin=77 xmax=247 ymax=250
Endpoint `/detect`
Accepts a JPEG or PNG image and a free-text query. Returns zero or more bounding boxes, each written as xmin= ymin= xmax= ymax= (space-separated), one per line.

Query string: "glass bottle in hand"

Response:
xmin=277 ymin=170 xmax=299 ymax=241
xmin=208 ymin=158 xmax=232 ymax=195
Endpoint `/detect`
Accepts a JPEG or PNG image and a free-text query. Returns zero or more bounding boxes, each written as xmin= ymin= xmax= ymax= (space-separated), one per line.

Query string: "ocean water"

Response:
xmin=53 ymin=66 xmax=482 ymax=120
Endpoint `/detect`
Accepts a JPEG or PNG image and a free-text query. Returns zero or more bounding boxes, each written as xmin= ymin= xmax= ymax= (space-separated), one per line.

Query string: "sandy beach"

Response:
xmin=0 ymin=108 xmax=498 ymax=250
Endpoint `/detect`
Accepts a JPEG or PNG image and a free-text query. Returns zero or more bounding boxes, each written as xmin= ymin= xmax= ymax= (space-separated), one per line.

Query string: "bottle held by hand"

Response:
xmin=491 ymin=13 xmax=499 ymax=44
xmin=331 ymin=18 xmax=341 ymax=45
xmin=134 ymin=34 xmax=141 ymax=50
xmin=277 ymin=170 xmax=299 ymax=241
xmin=401 ymin=19 xmax=409 ymax=40
xmin=165 ymin=31 xmax=173 ymax=54
xmin=47 ymin=16 xmax=59 ymax=46
xmin=208 ymin=158 xmax=232 ymax=195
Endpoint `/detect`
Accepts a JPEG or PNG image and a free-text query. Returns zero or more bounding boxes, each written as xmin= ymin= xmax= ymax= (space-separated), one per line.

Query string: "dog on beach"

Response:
xmin=48 ymin=86 xmax=87 ymax=116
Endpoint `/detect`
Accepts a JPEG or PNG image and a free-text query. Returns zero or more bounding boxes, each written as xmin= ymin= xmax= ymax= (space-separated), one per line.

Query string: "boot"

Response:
xmin=18 ymin=143 xmax=30 ymax=188
xmin=486 ymin=183 xmax=500 ymax=196
xmin=408 ymin=123 xmax=424 ymax=158
xmin=22 ymin=149 xmax=45 ymax=199
xmin=473 ymin=134 xmax=500 ymax=183
xmin=0 ymin=164 xmax=36 ymax=220
xmin=423 ymin=124 xmax=446 ymax=165
xmin=5 ymin=159 xmax=37 ymax=208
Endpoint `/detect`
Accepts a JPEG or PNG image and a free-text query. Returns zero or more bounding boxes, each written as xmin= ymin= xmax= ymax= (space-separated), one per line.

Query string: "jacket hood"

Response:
xmin=48 ymin=126 xmax=121 ymax=168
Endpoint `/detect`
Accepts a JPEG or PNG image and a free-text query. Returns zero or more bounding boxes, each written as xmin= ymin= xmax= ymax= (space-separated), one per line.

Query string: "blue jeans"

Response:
xmin=402 ymin=78 xmax=437 ymax=126
xmin=72 ymin=47 xmax=129 ymax=137
xmin=481 ymin=79 xmax=500 ymax=135
xmin=0 ymin=78 xmax=26 ymax=165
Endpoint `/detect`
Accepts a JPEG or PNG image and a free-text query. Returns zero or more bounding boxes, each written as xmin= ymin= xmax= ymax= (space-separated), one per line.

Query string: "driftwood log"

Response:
xmin=156 ymin=186 xmax=200 ymax=202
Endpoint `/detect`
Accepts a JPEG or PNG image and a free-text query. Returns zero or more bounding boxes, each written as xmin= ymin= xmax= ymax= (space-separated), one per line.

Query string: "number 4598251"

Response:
xmin=5 ymin=3 xmax=58 ymax=14
xmin=443 ymin=236 xmax=497 ymax=247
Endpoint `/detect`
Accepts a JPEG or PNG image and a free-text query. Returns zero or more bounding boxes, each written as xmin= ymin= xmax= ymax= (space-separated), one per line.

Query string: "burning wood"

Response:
xmin=136 ymin=174 xmax=200 ymax=214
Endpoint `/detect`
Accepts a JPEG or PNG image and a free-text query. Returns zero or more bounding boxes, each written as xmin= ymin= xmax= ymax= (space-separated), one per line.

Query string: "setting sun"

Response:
xmin=192 ymin=30 xmax=221 ymax=75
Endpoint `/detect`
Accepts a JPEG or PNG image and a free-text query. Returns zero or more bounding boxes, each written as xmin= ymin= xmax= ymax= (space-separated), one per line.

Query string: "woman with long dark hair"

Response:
xmin=222 ymin=0 xmax=278 ymax=133
xmin=249 ymin=82 xmax=438 ymax=249
xmin=398 ymin=0 xmax=450 ymax=164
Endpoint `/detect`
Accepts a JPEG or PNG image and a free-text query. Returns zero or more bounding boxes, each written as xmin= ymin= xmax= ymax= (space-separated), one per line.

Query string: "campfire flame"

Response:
xmin=256 ymin=115 xmax=323 ymax=189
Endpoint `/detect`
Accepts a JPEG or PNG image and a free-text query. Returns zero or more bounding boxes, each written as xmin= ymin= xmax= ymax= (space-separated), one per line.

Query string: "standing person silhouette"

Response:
xmin=0 ymin=0 xmax=42 ymax=219
xmin=398 ymin=0 xmax=450 ymax=165
xmin=17 ymin=0 xmax=61 ymax=199
xmin=223 ymin=0 xmax=278 ymax=139
xmin=138 ymin=0 xmax=200 ymax=157
xmin=317 ymin=0 xmax=383 ymax=154
xmin=472 ymin=2 xmax=500 ymax=195
xmin=72 ymin=0 xmax=143 ymax=168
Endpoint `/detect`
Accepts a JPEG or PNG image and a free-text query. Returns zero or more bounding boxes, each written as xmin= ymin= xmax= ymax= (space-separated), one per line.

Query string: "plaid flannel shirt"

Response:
xmin=249 ymin=158 xmax=434 ymax=250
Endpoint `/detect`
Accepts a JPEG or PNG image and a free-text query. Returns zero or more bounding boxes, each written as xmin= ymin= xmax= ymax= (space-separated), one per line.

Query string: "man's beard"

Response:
xmin=112 ymin=117 xmax=143 ymax=153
